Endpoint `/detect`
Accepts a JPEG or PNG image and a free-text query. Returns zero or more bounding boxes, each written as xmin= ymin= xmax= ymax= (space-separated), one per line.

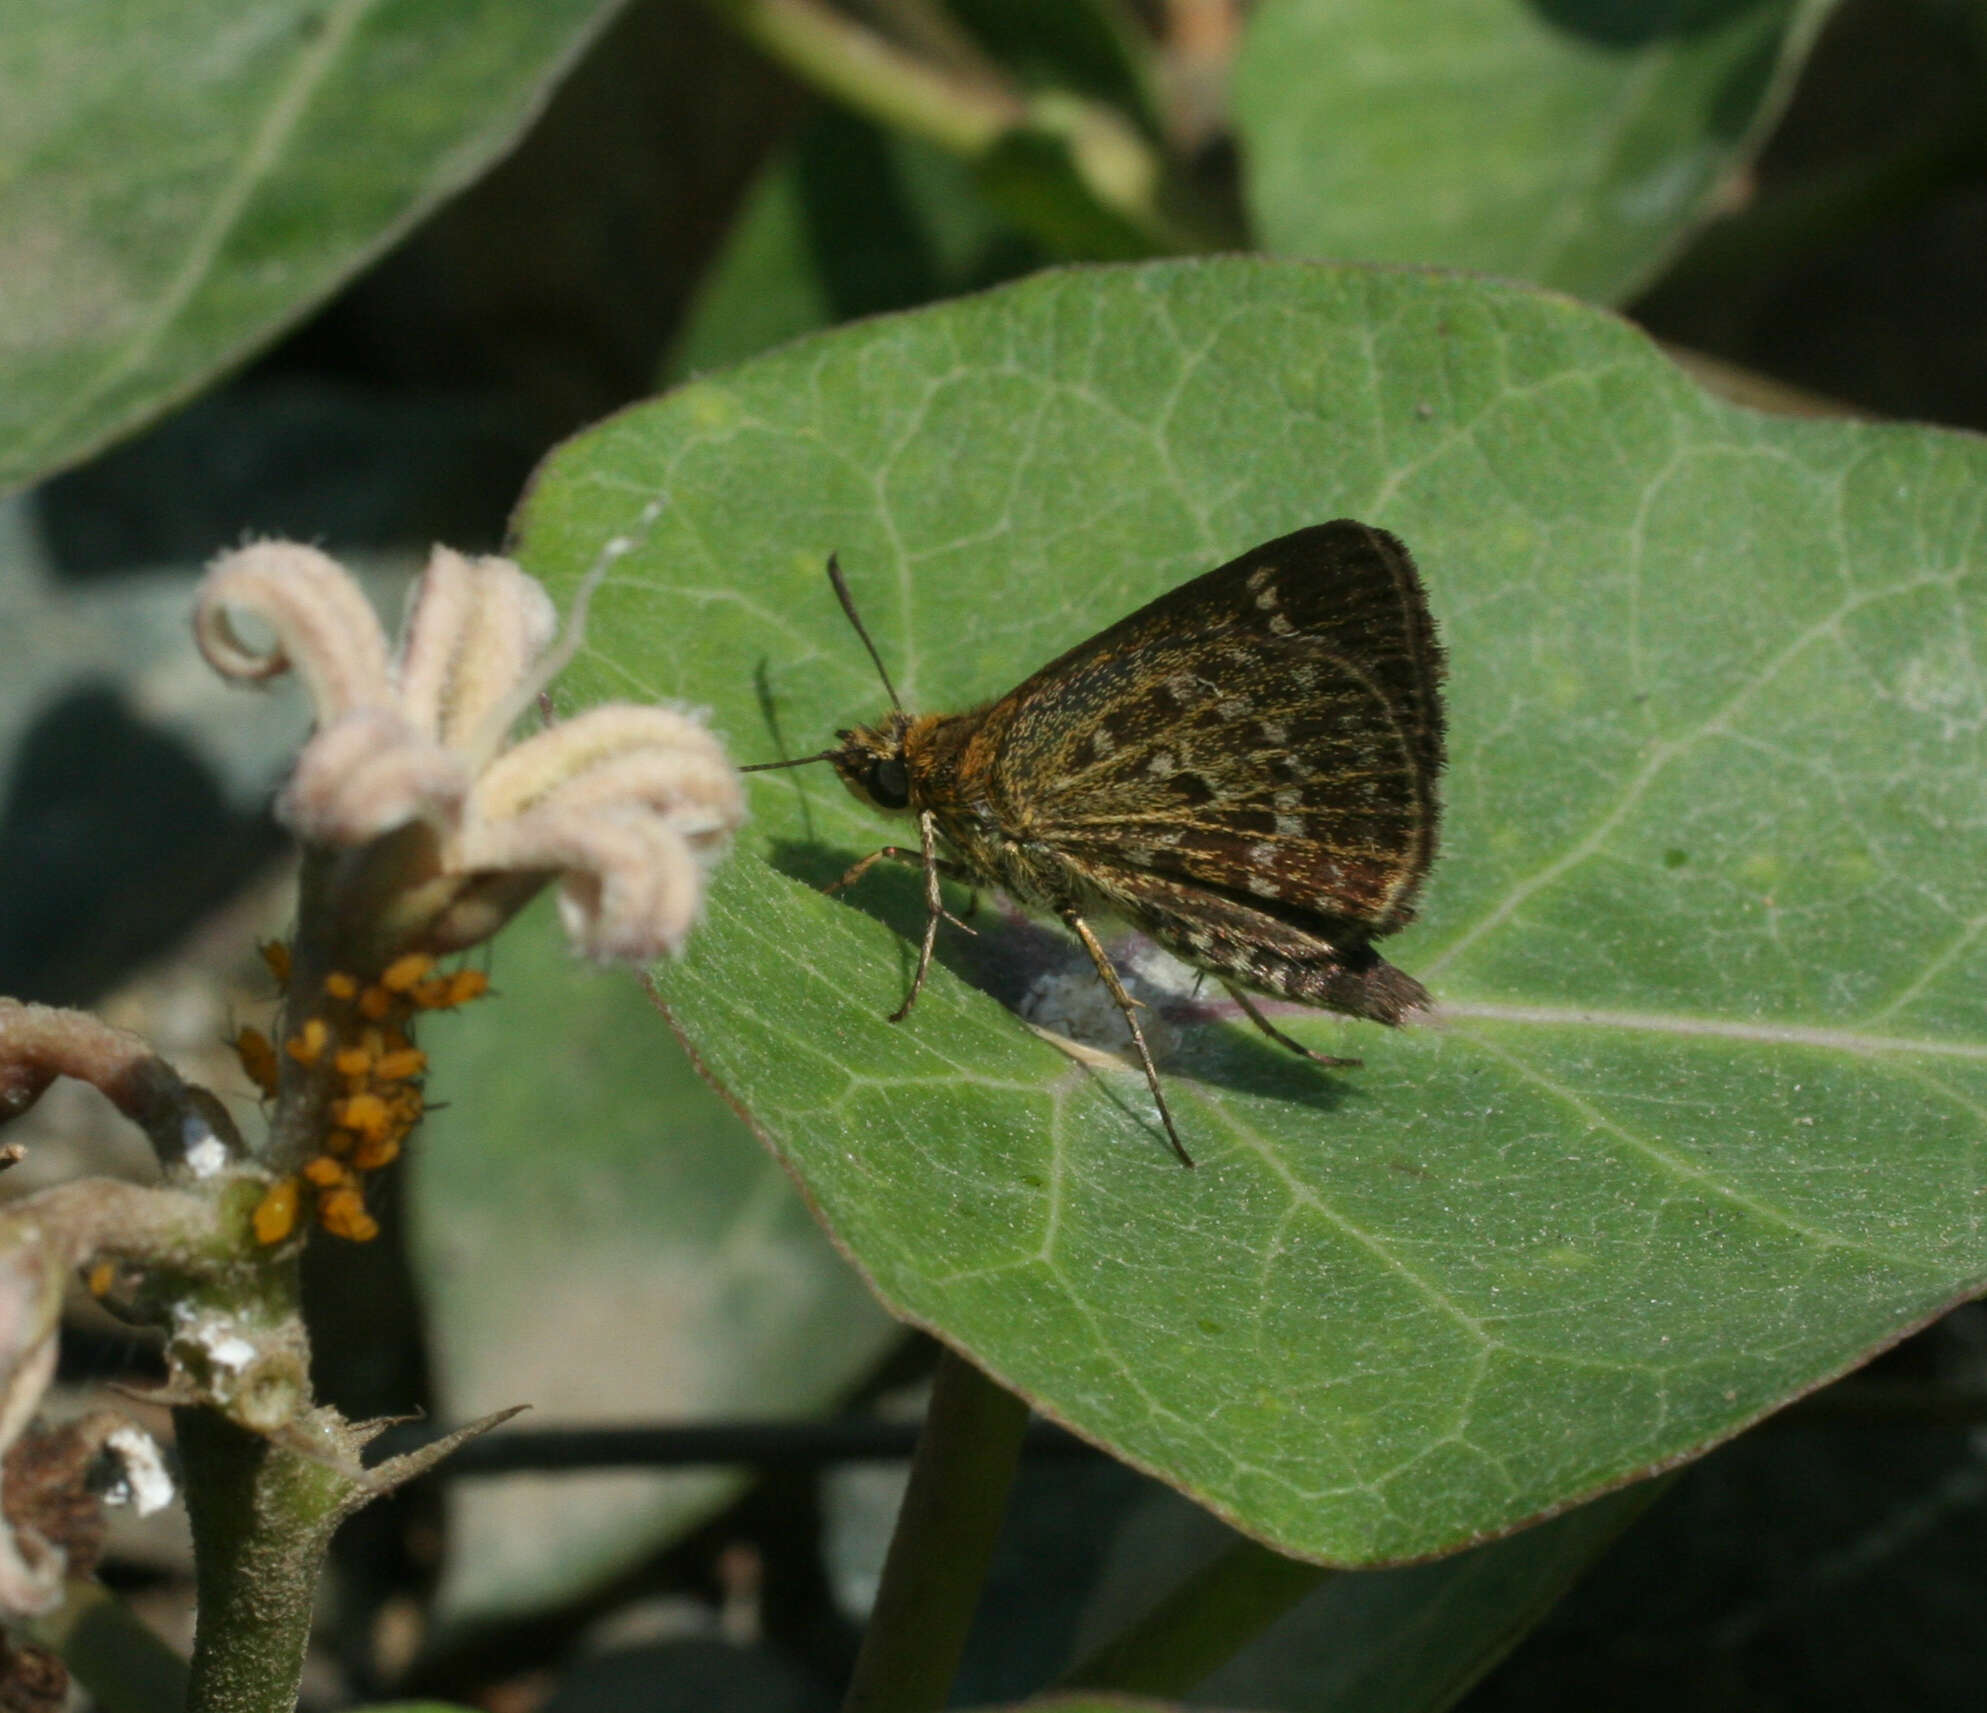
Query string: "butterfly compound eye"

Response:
xmin=867 ymin=756 xmax=911 ymax=810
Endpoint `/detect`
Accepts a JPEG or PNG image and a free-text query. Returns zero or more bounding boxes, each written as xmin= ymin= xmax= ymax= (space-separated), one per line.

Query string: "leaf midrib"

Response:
xmin=1440 ymin=1001 xmax=1987 ymax=1059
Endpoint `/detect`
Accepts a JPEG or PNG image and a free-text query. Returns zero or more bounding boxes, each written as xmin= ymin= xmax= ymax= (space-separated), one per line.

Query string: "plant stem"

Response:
xmin=697 ymin=0 xmax=1239 ymax=252
xmin=176 ymin=1408 xmax=356 ymax=1713
xmin=701 ymin=0 xmax=1022 ymax=155
xmin=841 ymin=1347 xmax=1030 ymax=1713
xmin=1058 ymin=1534 xmax=1332 ymax=1695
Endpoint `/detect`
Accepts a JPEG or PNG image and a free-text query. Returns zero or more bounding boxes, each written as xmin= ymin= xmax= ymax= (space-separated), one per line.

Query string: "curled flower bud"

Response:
xmin=195 ymin=542 xmax=745 ymax=965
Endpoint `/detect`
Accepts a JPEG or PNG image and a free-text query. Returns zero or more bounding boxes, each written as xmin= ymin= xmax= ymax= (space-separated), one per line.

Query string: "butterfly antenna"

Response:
xmin=827 ymin=554 xmax=903 ymax=712
xmin=740 ymin=748 xmax=842 ymax=774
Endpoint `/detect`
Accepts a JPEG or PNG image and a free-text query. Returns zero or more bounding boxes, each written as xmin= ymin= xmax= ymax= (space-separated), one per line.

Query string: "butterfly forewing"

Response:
xmin=980 ymin=522 xmax=1446 ymax=933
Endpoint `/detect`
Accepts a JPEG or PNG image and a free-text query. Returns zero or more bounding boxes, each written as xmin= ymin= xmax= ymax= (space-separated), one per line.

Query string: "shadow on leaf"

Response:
xmin=761 ymin=839 xmax=1364 ymax=1125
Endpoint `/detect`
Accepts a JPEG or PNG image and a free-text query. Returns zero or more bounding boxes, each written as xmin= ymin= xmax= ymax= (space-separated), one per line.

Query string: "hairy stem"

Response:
xmin=0 ymin=1000 xmax=244 ymax=1171
xmin=176 ymin=1409 xmax=356 ymax=1713
xmin=841 ymin=1347 xmax=1030 ymax=1713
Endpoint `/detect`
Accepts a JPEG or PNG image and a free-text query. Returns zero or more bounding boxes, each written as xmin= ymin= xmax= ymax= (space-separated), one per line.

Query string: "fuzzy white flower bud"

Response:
xmin=195 ymin=541 xmax=745 ymax=963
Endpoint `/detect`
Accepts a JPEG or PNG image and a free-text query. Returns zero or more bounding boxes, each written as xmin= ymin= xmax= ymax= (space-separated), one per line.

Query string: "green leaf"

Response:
xmin=0 ymin=0 xmax=623 ymax=494
xmin=512 ymin=257 xmax=1987 ymax=1565
xmin=668 ymin=107 xmax=1040 ymax=382
xmin=1234 ymin=0 xmax=1831 ymax=302
xmin=1170 ymin=1486 xmax=1661 ymax=1709
xmin=406 ymin=897 xmax=898 ymax=1624
xmin=1062 ymin=1479 xmax=1653 ymax=1705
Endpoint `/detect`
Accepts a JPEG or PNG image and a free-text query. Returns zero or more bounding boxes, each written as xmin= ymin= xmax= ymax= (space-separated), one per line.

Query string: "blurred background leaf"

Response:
xmin=408 ymin=896 xmax=898 ymax=1626
xmin=668 ymin=106 xmax=1043 ymax=382
xmin=0 ymin=0 xmax=630 ymax=495
xmin=1068 ymin=1479 xmax=1661 ymax=1710
xmin=1234 ymin=0 xmax=1833 ymax=301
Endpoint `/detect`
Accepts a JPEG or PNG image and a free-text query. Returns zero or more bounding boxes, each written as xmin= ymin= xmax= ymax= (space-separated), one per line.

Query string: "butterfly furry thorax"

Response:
xmin=830 ymin=707 xmax=1095 ymax=913
xmin=772 ymin=520 xmax=1447 ymax=1166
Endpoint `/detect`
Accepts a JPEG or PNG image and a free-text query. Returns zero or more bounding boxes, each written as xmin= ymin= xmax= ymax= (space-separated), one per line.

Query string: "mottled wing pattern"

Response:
xmin=982 ymin=522 xmax=1445 ymax=936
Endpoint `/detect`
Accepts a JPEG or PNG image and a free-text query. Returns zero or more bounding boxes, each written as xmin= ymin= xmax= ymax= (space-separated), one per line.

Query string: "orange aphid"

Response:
xmin=324 ymin=1129 xmax=357 ymax=1158
xmin=302 ymin=1154 xmax=351 ymax=1188
xmin=398 ymin=965 xmax=490 ymax=1010
xmin=253 ymin=1178 xmax=302 ymax=1245
xmin=86 ymin=1260 xmax=116 ymax=1298
xmin=446 ymin=968 xmax=491 ymax=1006
xmin=324 ymin=971 xmax=359 ymax=1001
xmin=234 ymin=1026 xmax=280 ymax=1098
xmin=353 ymin=1134 xmax=401 ymax=1171
xmin=284 ymin=1018 xmax=329 ymax=1066
xmin=380 ymin=952 xmax=435 ymax=994
xmin=332 ymin=1093 xmax=392 ymax=1142
xmin=333 ymin=1046 xmax=373 ymax=1079
xmin=357 ymin=986 xmax=395 ymax=1022
xmin=317 ymin=1188 xmax=378 ymax=1243
xmin=373 ymin=1048 xmax=426 ymax=1082
xmin=259 ymin=940 xmax=291 ymax=986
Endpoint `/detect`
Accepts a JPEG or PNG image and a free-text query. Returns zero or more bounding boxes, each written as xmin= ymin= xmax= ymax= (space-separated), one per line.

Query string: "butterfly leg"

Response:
xmin=828 ymin=845 xmax=977 ymax=933
xmin=886 ymin=809 xmax=948 ymax=1024
xmin=1061 ymin=909 xmax=1194 ymax=1169
xmin=827 ymin=847 xmax=912 ymax=894
xmin=1222 ymin=982 xmax=1361 ymax=1069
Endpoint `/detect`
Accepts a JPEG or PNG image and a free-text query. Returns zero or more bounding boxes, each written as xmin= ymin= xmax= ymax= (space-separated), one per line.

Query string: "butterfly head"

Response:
xmin=829 ymin=713 xmax=915 ymax=813
xmin=737 ymin=710 xmax=919 ymax=810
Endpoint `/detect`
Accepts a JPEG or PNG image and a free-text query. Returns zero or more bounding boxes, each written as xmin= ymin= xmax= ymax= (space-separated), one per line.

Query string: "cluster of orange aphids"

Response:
xmin=236 ymin=941 xmax=489 ymax=1246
